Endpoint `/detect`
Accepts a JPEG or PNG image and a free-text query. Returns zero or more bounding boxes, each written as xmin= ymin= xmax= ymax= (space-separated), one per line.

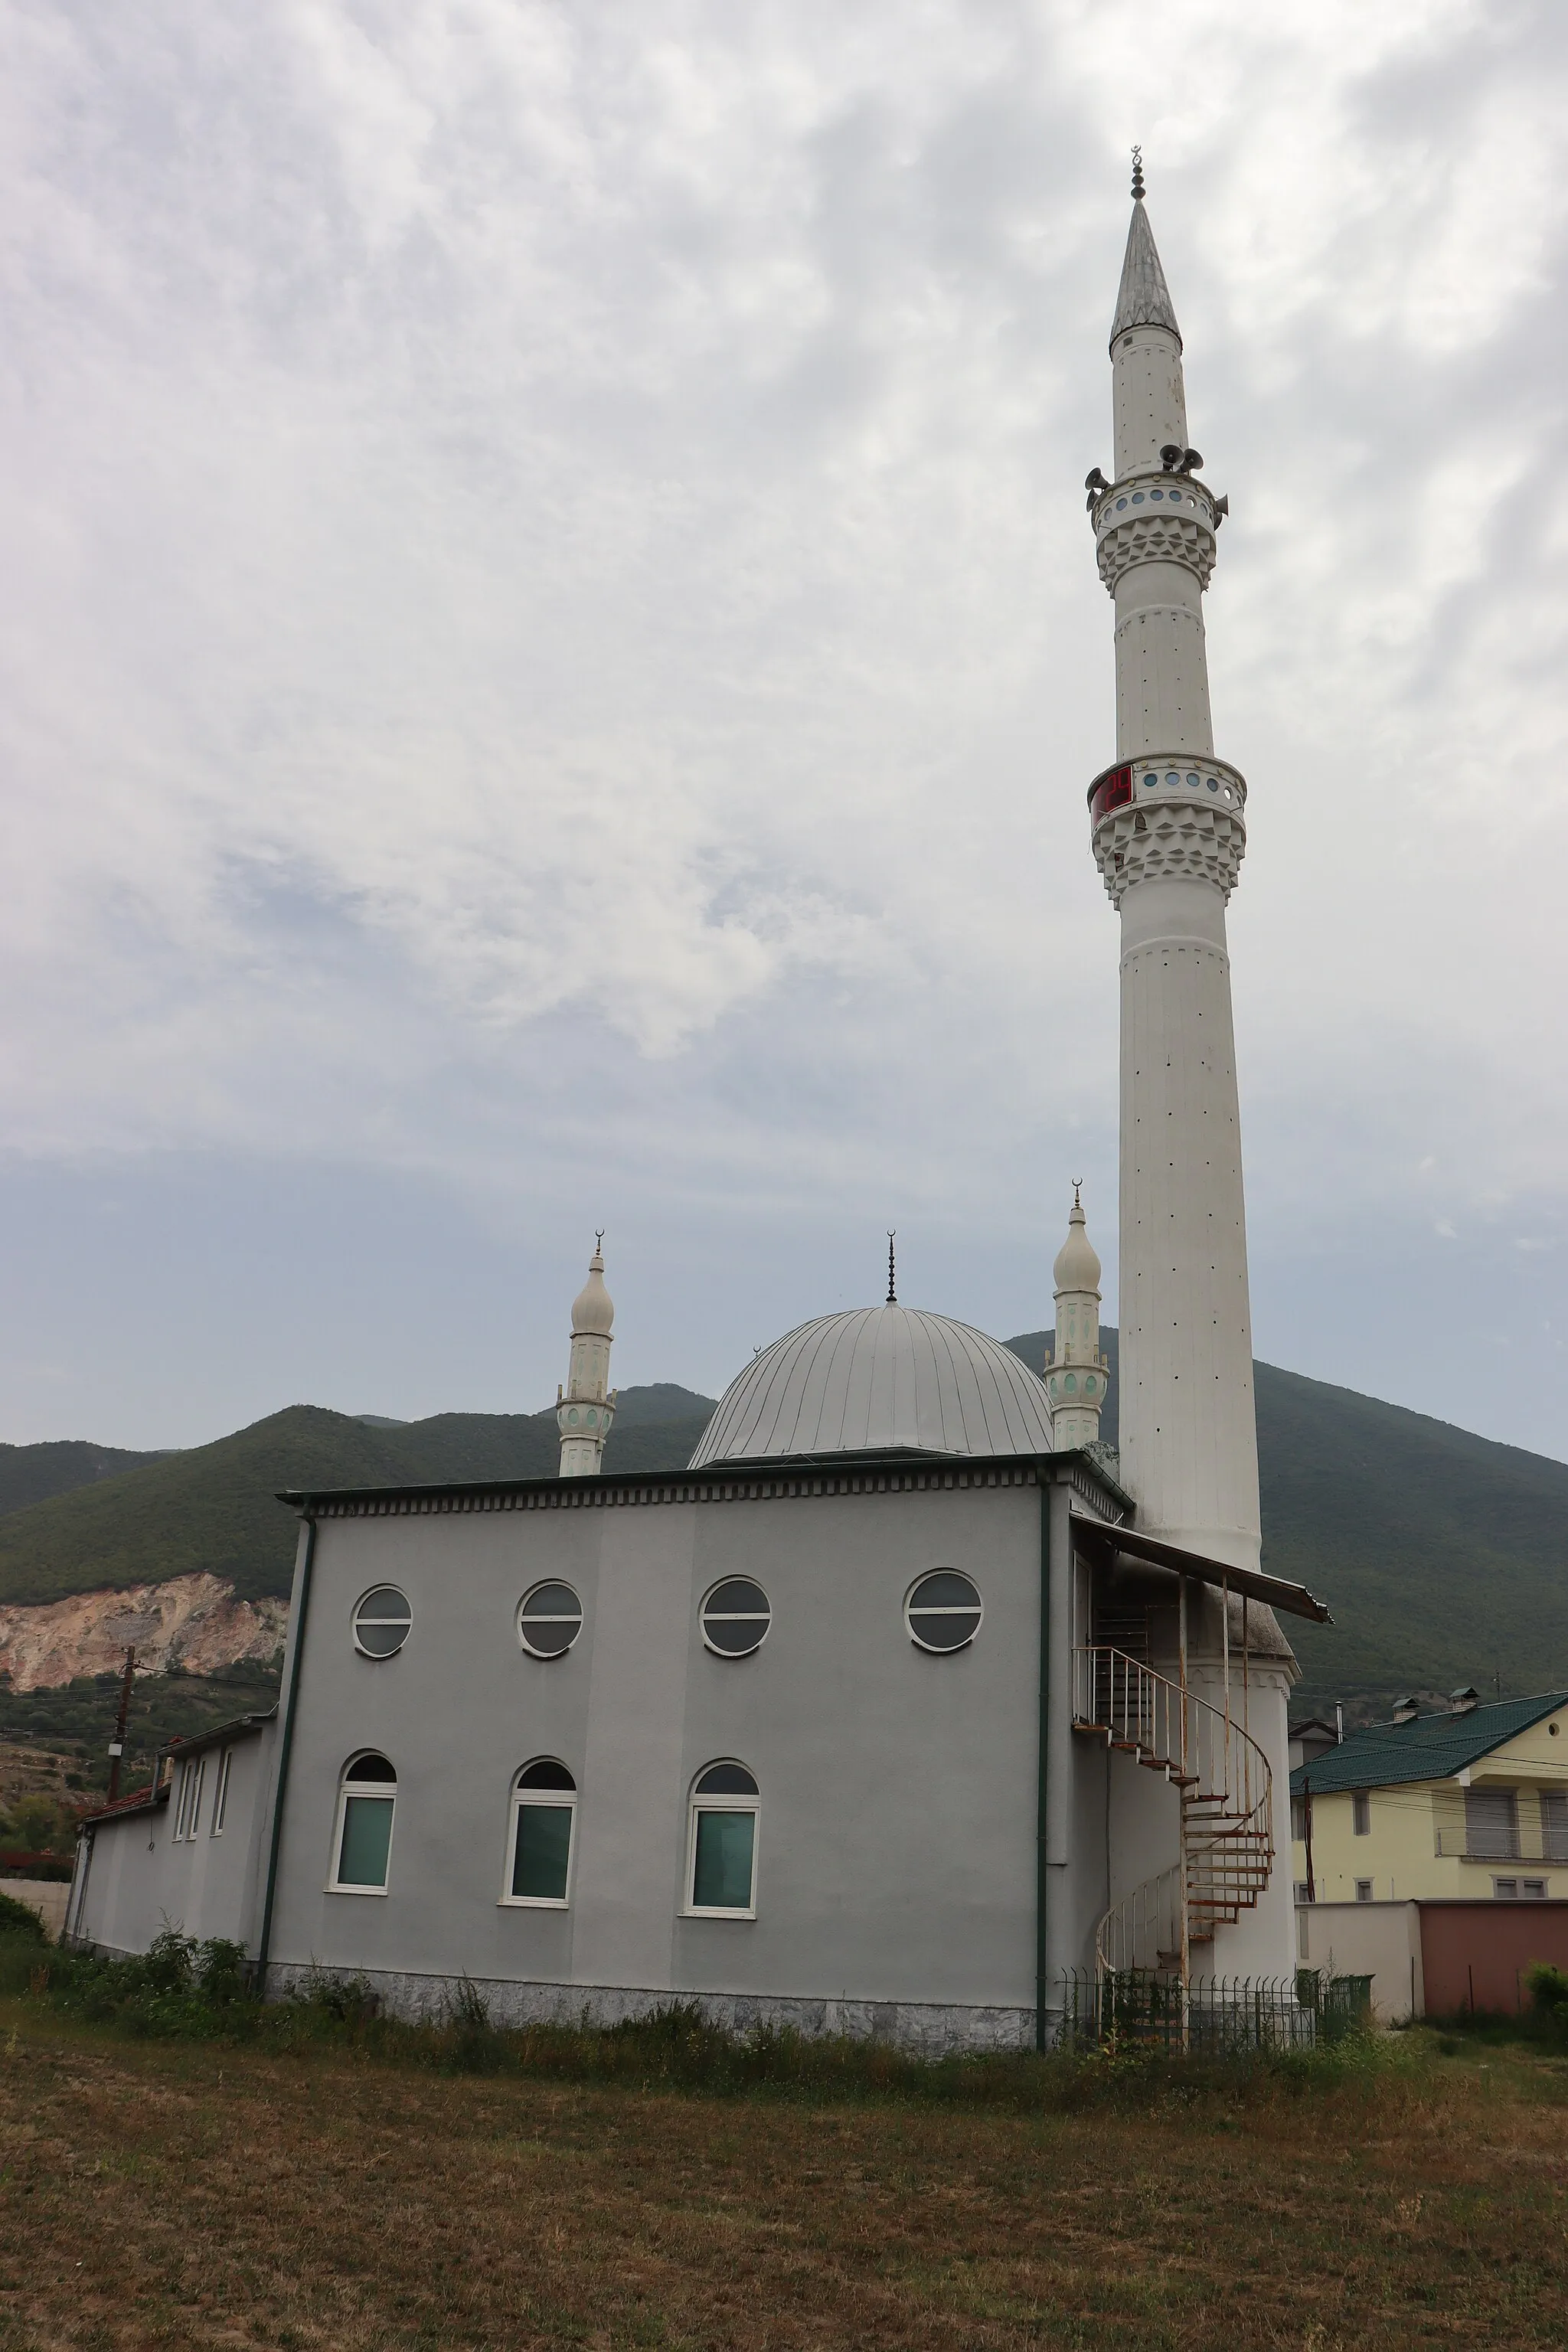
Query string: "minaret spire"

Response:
xmin=557 ymin=1234 xmax=617 ymax=1476
xmin=1044 ymin=1189 xmax=1109 ymax=1451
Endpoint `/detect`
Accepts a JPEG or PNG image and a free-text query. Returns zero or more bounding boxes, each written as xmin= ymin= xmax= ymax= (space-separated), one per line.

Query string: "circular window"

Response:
xmin=1142 ymin=773 xmax=1157 ymax=788
xmin=701 ymin=1578 xmax=771 ymax=1657
xmin=354 ymin=1587 xmax=411 ymax=1658
xmin=906 ymin=1570 xmax=983 ymax=1655
xmin=518 ymin=1582 xmax=583 ymax=1658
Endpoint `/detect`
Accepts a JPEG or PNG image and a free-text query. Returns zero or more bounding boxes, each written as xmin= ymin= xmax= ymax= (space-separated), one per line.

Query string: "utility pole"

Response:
xmin=106 ymin=1645 xmax=136 ymax=1803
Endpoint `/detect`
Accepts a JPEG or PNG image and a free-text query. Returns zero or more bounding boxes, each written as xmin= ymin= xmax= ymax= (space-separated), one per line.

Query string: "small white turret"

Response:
xmin=557 ymin=1234 xmax=617 ymax=1477
xmin=1045 ymin=1185 xmax=1109 ymax=1451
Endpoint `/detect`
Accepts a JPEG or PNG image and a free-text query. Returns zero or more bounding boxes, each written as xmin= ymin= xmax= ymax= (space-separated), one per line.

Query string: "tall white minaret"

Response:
xmin=557 ymin=1236 xmax=617 ymax=1477
xmin=1084 ymin=156 xmax=1260 ymax=1574
xmin=1045 ymin=1186 xmax=1109 ymax=1451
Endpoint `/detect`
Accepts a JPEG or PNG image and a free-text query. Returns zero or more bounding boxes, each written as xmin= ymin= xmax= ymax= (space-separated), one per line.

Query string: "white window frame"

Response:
xmin=1354 ymin=1879 xmax=1373 ymax=1903
xmin=352 ymin=1586 xmax=413 ymax=1661
xmin=1493 ymin=1876 xmax=1519 ymax=1899
xmin=1351 ymin=1792 xmax=1370 ymax=1836
xmin=500 ymin=1772 xmax=577 ymax=1909
xmin=174 ymin=1756 xmax=205 ymax=1841
xmin=328 ymin=1759 xmax=397 ymax=1896
xmin=698 ymin=1578 xmax=772 ymax=1660
xmin=904 ymin=1569 xmax=984 ymax=1655
xmin=1523 ymin=1877 xmax=1548 ymax=1899
xmin=210 ymin=1747 xmax=232 ymax=1837
xmin=683 ymin=1770 xmax=760 ymax=1921
xmin=516 ymin=1581 xmax=584 ymax=1661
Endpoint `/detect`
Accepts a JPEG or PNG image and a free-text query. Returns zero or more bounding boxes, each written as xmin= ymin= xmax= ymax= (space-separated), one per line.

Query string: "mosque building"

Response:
xmin=66 ymin=171 xmax=1330 ymax=2047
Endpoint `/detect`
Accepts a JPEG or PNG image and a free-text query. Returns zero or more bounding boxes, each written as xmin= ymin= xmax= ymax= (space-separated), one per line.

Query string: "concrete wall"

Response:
xmin=70 ymin=1727 xmax=273 ymax=1958
xmin=266 ymin=1478 xmax=1065 ymax=2043
xmin=1295 ymin=1900 xmax=1423 ymax=2024
xmin=2 ymin=1878 xmax=70 ymax=1941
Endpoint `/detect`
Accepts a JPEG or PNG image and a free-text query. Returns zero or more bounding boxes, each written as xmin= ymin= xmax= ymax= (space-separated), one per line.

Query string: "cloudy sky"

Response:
xmin=2 ymin=0 xmax=1566 ymax=1455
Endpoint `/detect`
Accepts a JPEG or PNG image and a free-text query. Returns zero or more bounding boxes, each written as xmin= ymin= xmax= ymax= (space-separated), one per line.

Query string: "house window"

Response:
xmin=1494 ymin=1877 xmax=1518 ymax=1899
xmin=700 ymin=1579 xmax=771 ymax=1658
xmin=1524 ymin=1879 xmax=1547 ymax=1899
xmin=1541 ymin=1789 xmax=1568 ymax=1860
xmin=1291 ymin=1796 xmax=1308 ymax=1841
xmin=330 ymin=1754 xmax=397 ymax=1892
xmin=174 ymin=1756 xmax=206 ymax=1841
xmin=1465 ymin=1785 xmax=1519 ymax=1860
xmin=354 ymin=1586 xmax=412 ymax=1660
xmin=505 ymin=1760 xmax=577 ymax=1906
xmin=906 ymin=1570 xmax=983 ymax=1654
xmin=687 ymin=1762 xmax=759 ymax=1917
xmin=1293 ymin=1880 xmax=1309 ymax=1906
xmin=211 ymin=1748 xmax=232 ymax=1837
xmin=1352 ymin=1792 xmax=1370 ymax=1836
xmin=1354 ymin=1879 xmax=1373 ymax=1903
xmin=518 ymin=1583 xmax=583 ymax=1659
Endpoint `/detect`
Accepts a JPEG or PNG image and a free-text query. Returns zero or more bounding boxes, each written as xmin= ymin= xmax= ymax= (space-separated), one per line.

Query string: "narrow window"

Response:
xmin=1293 ymin=1880 xmax=1309 ymax=1906
xmin=505 ymin=1760 xmax=577 ymax=1906
xmin=330 ymin=1753 xmax=397 ymax=1893
xmin=687 ymin=1762 xmax=759 ymax=1917
xmin=1524 ymin=1878 xmax=1547 ymax=1900
xmin=1354 ymin=1879 xmax=1373 ymax=1903
xmin=1351 ymin=1792 xmax=1370 ymax=1836
xmin=1541 ymin=1789 xmax=1568 ymax=1860
xmin=1494 ymin=1877 xmax=1519 ymax=1900
xmin=174 ymin=1759 xmax=201 ymax=1841
xmin=211 ymin=1748 xmax=232 ymax=1837
xmin=1465 ymin=1785 xmax=1518 ymax=1860
xmin=906 ymin=1570 xmax=982 ymax=1653
xmin=188 ymin=1756 xmax=206 ymax=1841
xmin=1290 ymin=1796 xmax=1308 ymax=1842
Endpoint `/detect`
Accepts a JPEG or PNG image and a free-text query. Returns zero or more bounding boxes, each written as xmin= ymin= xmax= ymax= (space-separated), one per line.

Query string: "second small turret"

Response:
xmin=557 ymin=1235 xmax=617 ymax=1477
xmin=1045 ymin=1187 xmax=1109 ymax=1452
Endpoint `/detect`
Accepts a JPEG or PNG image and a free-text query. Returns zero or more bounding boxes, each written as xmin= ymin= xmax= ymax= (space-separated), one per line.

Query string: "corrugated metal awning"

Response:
xmin=1069 ymin=1513 xmax=1331 ymax=1624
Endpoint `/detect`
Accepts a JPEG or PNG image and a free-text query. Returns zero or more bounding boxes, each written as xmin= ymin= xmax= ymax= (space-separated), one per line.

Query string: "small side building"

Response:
xmin=67 ymin=1711 xmax=276 ymax=1958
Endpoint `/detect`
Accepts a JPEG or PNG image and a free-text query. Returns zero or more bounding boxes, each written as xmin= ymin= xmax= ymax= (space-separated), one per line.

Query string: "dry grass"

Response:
xmin=2 ymin=2002 xmax=1567 ymax=2351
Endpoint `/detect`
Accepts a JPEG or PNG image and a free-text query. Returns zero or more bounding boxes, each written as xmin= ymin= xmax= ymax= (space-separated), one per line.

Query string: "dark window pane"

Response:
xmin=337 ymin=1795 xmax=394 ymax=1886
xmin=519 ymin=1583 xmax=583 ymax=1656
xmin=521 ymin=1583 xmax=580 ymax=1619
xmin=703 ymin=1616 xmax=769 ymax=1655
xmin=512 ymin=1803 xmax=573 ymax=1901
xmin=910 ymin=1610 xmax=981 ymax=1651
xmin=692 ymin=1809 xmax=755 ymax=1909
xmin=345 ymin=1753 xmax=396 ymax=1783
xmin=695 ymin=1762 xmax=758 ymax=1797
xmin=518 ymin=1758 xmax=576 ymax=1791
xmin=706 ymin=1579 xmax=768 ymax=1616
xmin=910 ymin=1571 xmax=980 ymax=1611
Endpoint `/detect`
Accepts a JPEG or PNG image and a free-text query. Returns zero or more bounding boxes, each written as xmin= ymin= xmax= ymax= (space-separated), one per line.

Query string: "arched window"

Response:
xmin=329 ymin=1753 xmax=397 ymax=1893
xmin=686 ymin=1762 xmax=759 ymax=1918
xmin=505 ymin=1759 xmax=577 ymax=1907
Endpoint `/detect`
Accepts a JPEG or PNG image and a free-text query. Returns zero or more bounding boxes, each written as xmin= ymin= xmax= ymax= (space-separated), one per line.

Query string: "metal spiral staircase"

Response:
xmin=1073 ymin=1643 xmax=1274 ymax=1980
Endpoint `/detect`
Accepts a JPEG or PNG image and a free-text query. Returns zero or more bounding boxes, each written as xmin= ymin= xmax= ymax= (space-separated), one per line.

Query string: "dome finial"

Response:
xmin=1131 ymin=144 xmax=1144 ymax=201
xmin=1072 ymin=1176 xmax=1083 ymax=1211
xmin=886 ymin=1230 xmax=897 ymax=1305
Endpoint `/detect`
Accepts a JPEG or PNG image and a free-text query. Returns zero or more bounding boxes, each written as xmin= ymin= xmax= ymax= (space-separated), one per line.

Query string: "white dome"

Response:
xmin=1052 ymin=1197 xmax=1102 ymax=1295
xmin=570 ymin=1248 xmax=614 ymax=1338
xmin=689 ymin=1305 xmax=1056 ymax=1467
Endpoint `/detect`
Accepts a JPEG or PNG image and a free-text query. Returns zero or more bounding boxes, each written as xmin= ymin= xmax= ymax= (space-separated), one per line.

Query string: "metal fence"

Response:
xmin=1057 ymin=1968 xmax=1369 ymax=2053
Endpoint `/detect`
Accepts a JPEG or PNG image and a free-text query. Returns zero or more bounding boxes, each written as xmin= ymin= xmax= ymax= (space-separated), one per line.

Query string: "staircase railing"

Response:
xmin=1073 ymin=1643 xmax=1275 ymax=1980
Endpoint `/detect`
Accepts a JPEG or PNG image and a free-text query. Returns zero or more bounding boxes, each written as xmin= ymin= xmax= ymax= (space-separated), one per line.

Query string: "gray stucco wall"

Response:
xmin=265 ymin=1477 xmax=1057 ymax=2034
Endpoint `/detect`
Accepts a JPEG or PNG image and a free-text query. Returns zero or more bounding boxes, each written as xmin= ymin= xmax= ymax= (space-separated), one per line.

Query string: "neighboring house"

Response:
xmin=67 ymin=1710 xmax=276 ymax=1955
xmin=1291 ymin=1690 xmax=1568 ymax=1906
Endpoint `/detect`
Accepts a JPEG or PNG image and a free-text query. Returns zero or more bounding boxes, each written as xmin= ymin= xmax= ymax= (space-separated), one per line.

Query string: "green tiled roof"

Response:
xmin=1291 ymin=1691 xmax=1568 ymax=1796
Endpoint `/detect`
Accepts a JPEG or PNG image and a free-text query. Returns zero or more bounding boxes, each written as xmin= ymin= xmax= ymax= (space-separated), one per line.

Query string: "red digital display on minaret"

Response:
xmin=1087 ymin=763 xmax=1132 ymax=823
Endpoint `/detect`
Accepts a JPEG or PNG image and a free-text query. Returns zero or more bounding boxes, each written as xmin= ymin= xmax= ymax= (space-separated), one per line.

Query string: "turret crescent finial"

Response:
xmin=1131 ymin=145 xmax=1145 ymax=201
xmin=886 ymin=1230 xmax=897 ymax=1306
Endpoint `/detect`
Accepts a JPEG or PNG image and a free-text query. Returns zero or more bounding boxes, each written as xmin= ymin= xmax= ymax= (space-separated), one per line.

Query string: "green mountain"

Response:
xmin=0 ymin=1439 xmax=167 ymax=1517
xmin=3 ymin=1344 xmax=1566 ymax=1714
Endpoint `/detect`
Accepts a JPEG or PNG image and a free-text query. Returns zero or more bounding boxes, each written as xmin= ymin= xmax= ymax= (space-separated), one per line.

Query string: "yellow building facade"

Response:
xmin=1291 ymin=1693 xmax=1568 ymax=1906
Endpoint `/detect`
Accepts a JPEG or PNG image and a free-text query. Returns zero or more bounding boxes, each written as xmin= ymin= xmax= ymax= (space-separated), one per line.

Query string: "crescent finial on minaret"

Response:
xmin=1131 ymin=145 xmax=1145 ymax=201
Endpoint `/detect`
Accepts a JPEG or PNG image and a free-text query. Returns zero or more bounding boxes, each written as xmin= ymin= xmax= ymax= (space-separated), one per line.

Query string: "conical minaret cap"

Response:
xmin=1053 ymin=1192 xmax=1102 ymax=1295
xmin=1110 ymin=191 xmax=1181 ymax=351
xmin=570 ymin=1241 xmax=615 ymax=1338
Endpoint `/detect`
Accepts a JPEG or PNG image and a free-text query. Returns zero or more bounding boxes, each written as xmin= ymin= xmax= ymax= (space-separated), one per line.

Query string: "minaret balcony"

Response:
xmin=1092 ymin=469 xmax=1220 ymax=595
xmin=1089 ymin=753 xmax=1246 ymax=829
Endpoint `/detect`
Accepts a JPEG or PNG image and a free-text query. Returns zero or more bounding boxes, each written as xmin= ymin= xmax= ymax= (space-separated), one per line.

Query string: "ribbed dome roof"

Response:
xmin=688 ymin=1305 xmax=1056 ymax=1468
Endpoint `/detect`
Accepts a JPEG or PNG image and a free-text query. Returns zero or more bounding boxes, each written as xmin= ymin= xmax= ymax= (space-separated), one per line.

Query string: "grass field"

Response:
xmin=2 ymin=1985 xmax=1567 ymax=2352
